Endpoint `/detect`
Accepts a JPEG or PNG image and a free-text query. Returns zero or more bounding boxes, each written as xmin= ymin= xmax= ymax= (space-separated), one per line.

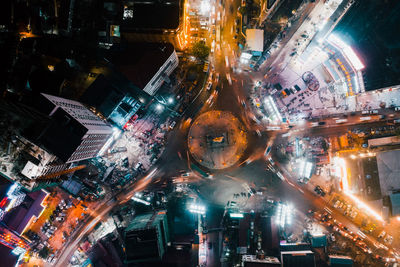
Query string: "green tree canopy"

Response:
xmin=191 ymin=41 xmax=210 ymax=60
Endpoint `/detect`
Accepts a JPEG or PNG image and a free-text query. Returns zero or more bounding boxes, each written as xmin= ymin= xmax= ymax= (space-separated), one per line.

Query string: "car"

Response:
xmin=134 ymin=162 xmax=143 ymax=170
xmin=264 ymin=146 xmax=272 ymax=157
xmin=314 ymin=186 xmax=326 ymax=196
xmin=206 ymin=82 xmax=212 ymax=90
xmin=169 ymin=121 xmax=177 ymax=130
xmin=318 ymin=121 xmax=326 ymax=125
xmin=181 ymin=172 xmax=190 ymax=177
xmin=378 ymin=230 xmax=386 ymax=239
xmin=294 ymin=85 xmax=301 ymax=91
xmin=274 ymin=83 xmax=283 ymax=90
xmin=384 ymin=235 xmax=393 ymax=245
xmin=215 ymin=73 xmax=220 ymax=83
xmin=284 ymin=88 xmax=291 ymax=96
xmin=268 ymin=157 xmax=275 ymax=165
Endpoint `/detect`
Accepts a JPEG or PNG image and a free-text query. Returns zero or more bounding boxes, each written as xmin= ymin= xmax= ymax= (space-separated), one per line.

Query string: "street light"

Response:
xmin=156 ymin=103 xmax=164 ymax=112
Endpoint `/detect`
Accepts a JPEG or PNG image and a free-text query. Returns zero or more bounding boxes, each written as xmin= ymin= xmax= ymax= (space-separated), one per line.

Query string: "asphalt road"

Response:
xmin=54 ymin=0 xmax=400 ymax=266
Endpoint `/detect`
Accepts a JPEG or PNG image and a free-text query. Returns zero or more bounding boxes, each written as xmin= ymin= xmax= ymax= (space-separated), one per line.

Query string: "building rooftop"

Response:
xmin=0 ymin=244 xmax=19 ymax=267
xmin=376 ymin=150 xmax=400 ymax=195
xmin=389 ymin=193 xmax=400 ymax=216
xmin=329 ymin=254 xmax=353 ymax=266
xmin=2 ymin=190 xmax=48 ymax=235
xmin=124 ymin=210 xmax=169 ymax=263
xmin=121 ymin=0 xmax=181 ymax=30
xmin=107 ymin=43 xmax=175 ymax=91
xmin=246 ymin=29 xmax=264 ymax=52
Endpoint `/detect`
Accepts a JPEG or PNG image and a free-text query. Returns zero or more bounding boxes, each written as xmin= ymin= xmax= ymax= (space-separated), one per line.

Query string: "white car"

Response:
xmin=206 ymin=82 xmax=212 ymax=90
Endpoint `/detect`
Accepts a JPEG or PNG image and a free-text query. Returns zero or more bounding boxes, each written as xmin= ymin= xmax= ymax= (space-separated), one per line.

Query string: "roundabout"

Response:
xmin=188 ymin=110 xmax=248 ymax=170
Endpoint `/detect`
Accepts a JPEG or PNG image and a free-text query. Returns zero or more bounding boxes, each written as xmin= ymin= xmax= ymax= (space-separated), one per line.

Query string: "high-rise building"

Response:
xmin=124 ymin=210 xmax=170 ymax=263
xmin=0 ymin=94 xmax=112 ymax=191
xmin=37 ymin=93 xmax=113 ymax=163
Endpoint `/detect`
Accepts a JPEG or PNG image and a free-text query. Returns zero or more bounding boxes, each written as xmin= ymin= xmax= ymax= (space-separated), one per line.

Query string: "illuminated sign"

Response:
xmin=11 ymin=246 xmax=26 ymax=255
xmin=230 ymin=213 xmax=244 ymax=218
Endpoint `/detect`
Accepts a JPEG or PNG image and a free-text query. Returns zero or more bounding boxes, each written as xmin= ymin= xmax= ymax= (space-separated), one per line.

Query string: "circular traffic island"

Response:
xmin=188 ymin=110 xmax=248 ymax=170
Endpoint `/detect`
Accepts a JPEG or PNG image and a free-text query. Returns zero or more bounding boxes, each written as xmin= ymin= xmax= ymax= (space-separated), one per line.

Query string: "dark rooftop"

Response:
xmin=3 ymin=190 xmax=47 ymax=235
xmin=0 ymin=176 xmax=13 ymax=199
xmin=121 ymin=0 xmax=181 ymax=30
xmin=0 ymin=244 xmax=19 ymax=267
xmin=107 ymin=43 xmax=175 ymax=90
xmin=34 ymin=108 xmax=87 ymax=162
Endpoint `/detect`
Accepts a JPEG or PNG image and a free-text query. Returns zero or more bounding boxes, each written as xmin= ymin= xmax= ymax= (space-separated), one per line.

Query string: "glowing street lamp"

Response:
xmin=156 ymin=103 xmax=164 ymax=112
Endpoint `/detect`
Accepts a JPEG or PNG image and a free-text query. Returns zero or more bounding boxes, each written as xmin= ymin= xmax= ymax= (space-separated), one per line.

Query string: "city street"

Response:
xmin=49 ymin=1 xmax=400 ymax=266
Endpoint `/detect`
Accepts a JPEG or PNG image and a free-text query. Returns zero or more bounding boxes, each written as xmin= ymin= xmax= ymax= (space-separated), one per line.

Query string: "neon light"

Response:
xmin=343 ymin=46 xmax=364 ymax=70
xmin=328 ymin=34 xmax=364 ymax=70
xmin=0 ymin=197 xmax=8 ymax=208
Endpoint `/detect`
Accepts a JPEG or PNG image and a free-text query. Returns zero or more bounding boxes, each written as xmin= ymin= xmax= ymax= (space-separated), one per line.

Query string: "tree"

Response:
xmin=395 ymin=127 xmax=400 ymax=137
xmin=191 ymin=41 xmax=210 ymax=60
xmin=39 ymin=246 xmax=50 ymax=259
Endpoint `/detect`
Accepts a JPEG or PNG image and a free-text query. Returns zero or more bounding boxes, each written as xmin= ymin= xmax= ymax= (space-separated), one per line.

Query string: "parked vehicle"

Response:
xmin=284 ymin=88 xmax=291 ymax=96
